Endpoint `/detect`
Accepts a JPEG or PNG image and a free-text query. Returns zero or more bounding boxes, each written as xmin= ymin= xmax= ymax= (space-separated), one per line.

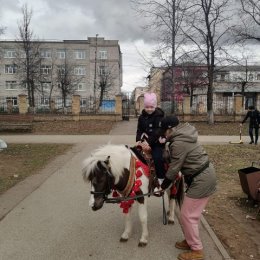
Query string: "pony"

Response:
xmin=82 ymin=144 xmax=183 ymax=247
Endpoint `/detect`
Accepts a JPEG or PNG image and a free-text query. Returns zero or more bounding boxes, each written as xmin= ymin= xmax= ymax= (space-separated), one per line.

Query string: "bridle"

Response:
xmin=89 ymin=154 xmax=168 ymax=225
xmin=90 ymin=167 xmax=114 ymax=200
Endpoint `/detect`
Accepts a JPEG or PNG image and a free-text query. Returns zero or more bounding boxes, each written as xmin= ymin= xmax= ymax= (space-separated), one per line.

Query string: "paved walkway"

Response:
xmin=0 ymin=120 xmax=235 ymax=260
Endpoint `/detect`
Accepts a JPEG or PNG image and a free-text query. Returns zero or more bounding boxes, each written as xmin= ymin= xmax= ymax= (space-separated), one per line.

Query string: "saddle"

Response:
xmin=128 ymin=145 xmax=182 ymax=200
xmin=129 ymin=145 xmax=159 ymax=193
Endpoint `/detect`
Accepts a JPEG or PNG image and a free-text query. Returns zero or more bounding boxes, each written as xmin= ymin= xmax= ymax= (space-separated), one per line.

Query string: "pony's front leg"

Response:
xmin=137 ymin=199 xmax=148 ymax=247
xmin=167 ymin=190 xmax=176 ymax=224
xmin=120 ymin=207 xmax=132 ymax=242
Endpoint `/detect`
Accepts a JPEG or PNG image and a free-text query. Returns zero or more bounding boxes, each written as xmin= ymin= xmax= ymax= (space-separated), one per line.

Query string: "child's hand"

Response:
xmin=159 ymin=137 xmax=166 ymax=144
xmin=140 ymin=140 xmax=151 ymax=152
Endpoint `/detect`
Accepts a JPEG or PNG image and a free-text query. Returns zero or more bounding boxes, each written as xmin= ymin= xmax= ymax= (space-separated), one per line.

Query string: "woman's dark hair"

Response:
xmin=248 ymin=105 xmax=255 ymax=110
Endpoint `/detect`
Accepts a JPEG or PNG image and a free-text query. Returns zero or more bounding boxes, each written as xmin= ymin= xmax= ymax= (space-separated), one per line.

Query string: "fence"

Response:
xmin=1 ymin=93 xmax=258 ymax=122
xmin=25 ymin=96 xmax=116 ymax=114
xmin=80 ymin=97 xmax=115 ymax=113
xmin=161 ymin=95 xmax=235 ymax=115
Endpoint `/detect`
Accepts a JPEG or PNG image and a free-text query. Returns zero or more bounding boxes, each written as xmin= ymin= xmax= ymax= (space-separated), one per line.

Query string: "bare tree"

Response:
xmin=15 ymin=4 xmax=42 ymax=109
xmin=232 ymin=60 xmax=256 ymax=106
xmin=56 ymin=54 xmax=83 ymax=109
xmin=96 ymin=61 xmax=116 ymax=109
xmin=234 ymin=0 xmax=260 ymax=42
xmin=183 ymin=0 xmax=234 ymax=123
xmin=131 ymin=0 xmax=191 ymax=113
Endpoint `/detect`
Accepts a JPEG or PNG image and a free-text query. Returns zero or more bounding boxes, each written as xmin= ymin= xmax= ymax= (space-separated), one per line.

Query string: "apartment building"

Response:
xmin=145 ymin=64 xmax=260 ymax=114
xmin=0 ymin=37 xmax=122 ymax=110
xmin=214 ymin=66 xmax=260 ymax=109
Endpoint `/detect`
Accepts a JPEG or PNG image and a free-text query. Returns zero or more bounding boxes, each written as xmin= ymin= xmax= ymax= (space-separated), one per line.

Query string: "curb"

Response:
xmin=201 ymin=215 xmax=235 ymax=260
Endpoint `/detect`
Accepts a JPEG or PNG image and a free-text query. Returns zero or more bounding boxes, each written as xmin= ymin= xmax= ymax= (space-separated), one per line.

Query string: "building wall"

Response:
xmin=0 ymin=37 xmax=122 ymax=105
xmin=146 ymin=65 xmax=260 ymax=112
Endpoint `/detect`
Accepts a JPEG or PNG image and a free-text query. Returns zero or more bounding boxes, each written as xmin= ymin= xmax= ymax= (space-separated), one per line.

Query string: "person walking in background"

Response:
xmin=160 ymin=116 xmax=217 ymax=260
xmin=240 ymin=105 xmax=260 ymax=145
xmin=136 ymin=92 xmax=166 ymax=185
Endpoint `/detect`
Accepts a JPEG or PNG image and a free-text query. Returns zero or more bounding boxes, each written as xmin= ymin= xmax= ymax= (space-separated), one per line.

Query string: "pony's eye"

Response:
xmin=92 ymin=178 xmax=97 ymax=185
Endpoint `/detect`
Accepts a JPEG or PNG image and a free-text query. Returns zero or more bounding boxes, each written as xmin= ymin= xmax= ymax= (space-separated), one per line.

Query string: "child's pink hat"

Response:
xmin=144 ymin=93 xmax=157 ymax=108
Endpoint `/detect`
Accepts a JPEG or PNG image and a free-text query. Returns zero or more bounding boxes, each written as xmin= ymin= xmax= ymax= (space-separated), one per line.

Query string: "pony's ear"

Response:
xmin=104 ymin=156 xmax=110 ymax=165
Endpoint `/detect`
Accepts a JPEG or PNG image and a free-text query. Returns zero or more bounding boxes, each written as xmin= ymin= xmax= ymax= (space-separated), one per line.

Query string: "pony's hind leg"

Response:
xmin=137 ymin=199 xmax=148 ymax=247
xmin=168 ymin=195 xmax=176 ymax=225
xmin=120 ymin=207 xmax=132 ymax=242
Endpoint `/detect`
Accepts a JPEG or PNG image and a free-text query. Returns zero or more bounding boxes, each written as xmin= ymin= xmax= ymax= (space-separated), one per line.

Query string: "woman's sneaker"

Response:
xmin=178 ymin=250 xmax=204 ymax=260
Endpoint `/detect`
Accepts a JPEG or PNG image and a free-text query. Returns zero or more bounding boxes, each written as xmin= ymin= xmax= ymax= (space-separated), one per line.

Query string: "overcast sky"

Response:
xmin=0 ymin=0 xmax=156 ymax=92
xmin=1 ymin=0 xmax=260 ymax=93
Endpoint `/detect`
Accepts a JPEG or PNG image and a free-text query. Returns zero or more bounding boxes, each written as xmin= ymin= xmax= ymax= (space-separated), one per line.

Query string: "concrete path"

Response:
xmin=0 ymin=120 xmax=235 ymax=260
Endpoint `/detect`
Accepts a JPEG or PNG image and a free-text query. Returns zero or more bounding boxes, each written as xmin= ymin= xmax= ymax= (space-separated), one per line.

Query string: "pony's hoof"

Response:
xmin=120 ymin=238 xmax=128 ymax=242
xmin=138 ymin=242 xmax=147 ymax=247
xmin=168 ymin=219 xmax=175 ymax=225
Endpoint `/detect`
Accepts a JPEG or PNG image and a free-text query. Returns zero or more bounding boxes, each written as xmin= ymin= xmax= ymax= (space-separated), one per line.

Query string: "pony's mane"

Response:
xmin=82 ymin=144 xmax=131 ymax=183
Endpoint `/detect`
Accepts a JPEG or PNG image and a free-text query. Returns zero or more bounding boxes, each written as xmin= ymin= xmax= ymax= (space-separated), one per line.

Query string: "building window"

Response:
xmin=257 ymin=74 xmax=260 ymax=80
xmin=74 ymin=66 xmax=86 ymax=75
xmin=5 ymin=81 xmax=18 ymax=90
xmin=41 ymin=82 xmax=51 ymax=91
xmin=99 ymin=65 xmax=107 ymax=76
xmin=40 ymin=49 xmax=52 ymax=58
xmin=201 ymin=72 xmax=208 ymax=78
xmin=57 ymin=49 xmax=66 ymax=59
xmin=74 ymin=50 xmax=86 ymax=59
xmin=4 ymin=49 xmax=16 ymax=58
xmin=80 ymin=98 xmax=87 ymax=107
xmin=40 ymin=97 xmax=50 ymax=106
xmin=248 ymin=74 xmax=254 ymax=81
xmin=20 ymin=51 xmax=27 ymax=58
xmin=40 ymin=65 xmax=52 ymax=75
xmin=57 ymin=65 xmax=66 ymax=75
xmin=220 ymin=74 xmax=225 ymax=81
xmin=77 ymin=83 xmax=86 ymax=91
xmin=99 ymin=50 xmax=107 ymax=60
xmin=6 ymin=97 xmax=18 ymax=106
xmin=5 ymin=64 xmax=17 ymax=74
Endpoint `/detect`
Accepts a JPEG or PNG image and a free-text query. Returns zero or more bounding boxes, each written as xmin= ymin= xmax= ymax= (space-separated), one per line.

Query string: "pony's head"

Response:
xmin=82 ymin=144 xmax=131 ymax=211
xmin=83 ymin=155 xmax=114 ymax=210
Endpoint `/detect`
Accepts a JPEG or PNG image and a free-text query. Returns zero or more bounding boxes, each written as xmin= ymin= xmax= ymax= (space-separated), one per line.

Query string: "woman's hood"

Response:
xmin=168 ymin=123 xmax=198 ymax=143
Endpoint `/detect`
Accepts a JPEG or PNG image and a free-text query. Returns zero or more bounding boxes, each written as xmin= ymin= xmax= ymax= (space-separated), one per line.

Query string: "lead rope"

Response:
xmin=162 ymin=193 xmax=168 ymax=225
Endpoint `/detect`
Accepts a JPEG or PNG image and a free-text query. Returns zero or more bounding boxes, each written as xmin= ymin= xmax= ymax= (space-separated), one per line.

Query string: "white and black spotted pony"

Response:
xmin=82 ymin=144 xmax=183 ymax=247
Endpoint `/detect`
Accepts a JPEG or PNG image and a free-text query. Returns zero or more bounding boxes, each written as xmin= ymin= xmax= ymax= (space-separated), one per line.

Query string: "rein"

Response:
xmin=104 ymin=190 xmax=161 ymax=203
xmin=104 ymin=191 xmax=168 ymax=225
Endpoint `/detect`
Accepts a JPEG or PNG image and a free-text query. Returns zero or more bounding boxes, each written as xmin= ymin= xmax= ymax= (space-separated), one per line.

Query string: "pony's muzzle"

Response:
xmin=92 ymin=197 xmax=105 ymax=211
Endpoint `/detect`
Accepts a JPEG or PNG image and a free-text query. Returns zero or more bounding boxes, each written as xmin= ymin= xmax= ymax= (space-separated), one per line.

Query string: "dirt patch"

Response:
xmin=34 ymin=120 xmax=115 ymax=134
xmin=191 ymin=122 xmax=249 ymax=136
xmin=0 ymin=144 xmax=72 ymax=195
xmin=205 ymin=145 xmax=260 ymax=260
xmin=0 ymin=120 xmax=115 ymax=135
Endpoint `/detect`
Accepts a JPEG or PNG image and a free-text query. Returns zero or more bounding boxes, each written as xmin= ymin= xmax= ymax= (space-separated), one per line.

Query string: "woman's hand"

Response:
xmin=161 ymin=177 xmax=172 ymax=190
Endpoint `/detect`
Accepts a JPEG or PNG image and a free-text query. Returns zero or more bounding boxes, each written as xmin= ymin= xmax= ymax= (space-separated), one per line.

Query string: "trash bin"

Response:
xmin=238 ymin=164 xmax=260 ymax=201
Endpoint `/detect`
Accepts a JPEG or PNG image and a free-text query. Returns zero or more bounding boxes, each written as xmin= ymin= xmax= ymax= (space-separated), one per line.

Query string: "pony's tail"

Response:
xmin=175 ymin=176 xmax=184 ymax=208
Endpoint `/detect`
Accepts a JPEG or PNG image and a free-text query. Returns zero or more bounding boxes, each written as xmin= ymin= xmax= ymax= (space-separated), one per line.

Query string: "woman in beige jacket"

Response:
xmin=160 ymin=116 xmax=217 ymax=260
